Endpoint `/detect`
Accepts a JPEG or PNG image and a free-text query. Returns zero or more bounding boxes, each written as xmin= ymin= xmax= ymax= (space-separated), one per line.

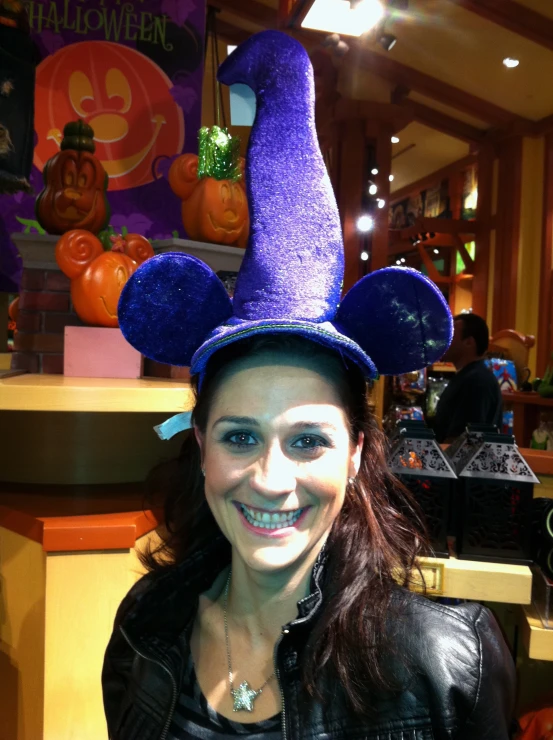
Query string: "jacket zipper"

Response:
xmin=120 ymin=627 xmax=178 ymax=740
xmin=274 ymin=634 xmax=287 ymax=740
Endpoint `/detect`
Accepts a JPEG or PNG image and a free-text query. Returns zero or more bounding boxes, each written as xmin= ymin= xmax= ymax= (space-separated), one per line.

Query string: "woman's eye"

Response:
xmin=225 ymin=432 xmax=257 ymax=447
xmin=292 ymin=435 xmax=327 ymax=450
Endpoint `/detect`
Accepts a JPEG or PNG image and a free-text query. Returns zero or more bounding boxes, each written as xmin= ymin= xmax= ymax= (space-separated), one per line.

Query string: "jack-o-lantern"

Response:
xmin=36 ymin=121 xmax=110 ymax=235
xmin=34 ymin=41 xmax=184 ymax=191
xmin=55 ymin=229 xmax=154 ymax=327
xmin=169 ymin=126 xmax=249 ymax=248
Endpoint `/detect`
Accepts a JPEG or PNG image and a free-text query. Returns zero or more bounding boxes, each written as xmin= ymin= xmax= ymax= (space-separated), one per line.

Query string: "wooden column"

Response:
xmin=492 ymin=136 xmax=523 ymax=334
xmin=372 ymin=124 xmax=392 ymax=271
xmin=537 ymin=132 xmax=553 ymax=376
xmin=472 ymin=144 xmax=494 ymax=318
xmin=338 ymin=119 xmax=366 ymax=292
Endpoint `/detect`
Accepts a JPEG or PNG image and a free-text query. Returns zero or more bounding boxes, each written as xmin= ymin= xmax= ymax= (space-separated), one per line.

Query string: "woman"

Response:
xmin=103 ymin=335 xmax=515 ymax=739
xmin=103 ymin=30 xmax=515 ymax=739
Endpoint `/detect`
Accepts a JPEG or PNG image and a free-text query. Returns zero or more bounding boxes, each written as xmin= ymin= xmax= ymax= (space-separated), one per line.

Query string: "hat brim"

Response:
xmin=190 ymin=318 xmax=378 ymax=379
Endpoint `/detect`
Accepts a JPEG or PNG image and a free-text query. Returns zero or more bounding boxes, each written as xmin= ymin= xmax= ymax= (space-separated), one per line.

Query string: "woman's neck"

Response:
xmin=222 ymin=543 xmax=324 ymax=646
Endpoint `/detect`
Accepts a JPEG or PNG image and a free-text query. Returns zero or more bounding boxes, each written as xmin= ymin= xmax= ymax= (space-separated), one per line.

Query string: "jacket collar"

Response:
xmin=121 ymin=535 xmax=329 ymax=655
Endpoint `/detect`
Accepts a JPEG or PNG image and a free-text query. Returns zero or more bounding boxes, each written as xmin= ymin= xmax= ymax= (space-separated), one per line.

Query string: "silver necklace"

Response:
xmin=223 ymin=570 xmax=276 ymax=712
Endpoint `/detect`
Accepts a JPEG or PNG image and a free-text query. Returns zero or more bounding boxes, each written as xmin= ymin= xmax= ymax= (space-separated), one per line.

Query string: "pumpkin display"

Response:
xmin=36 ymin=120 xmax=110 ymax=236
xmin=169 ymin=126 xmax=249 ymax=248
xmin=34 ymin=41 xmax=184 ymax=191
xmin=55 ymin=229 xmax=154 ymax=327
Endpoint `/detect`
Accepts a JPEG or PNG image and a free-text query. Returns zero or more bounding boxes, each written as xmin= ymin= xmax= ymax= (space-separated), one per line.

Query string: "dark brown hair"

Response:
xmin=142 ymin=335 xmax=428 ymax=713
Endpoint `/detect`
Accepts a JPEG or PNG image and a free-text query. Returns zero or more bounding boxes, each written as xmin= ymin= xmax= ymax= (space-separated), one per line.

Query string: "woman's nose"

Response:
xmin=249 ymin=441 xmax=296 ymax=497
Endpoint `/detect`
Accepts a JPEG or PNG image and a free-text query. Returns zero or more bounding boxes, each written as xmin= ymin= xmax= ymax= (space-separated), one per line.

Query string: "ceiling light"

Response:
xmin=401 ymin=258 xmax=406 ymax=263
xmin=389 ymin=174 xmax=394 ymax=182
xmin=391 ymin=136 xmax=400 ymax=144
xmin=378 ymin=32 xmax=397 ymax=51
xmin=360 ymin=251 xmax=369 ymax=261
xmin=368 ymin=183 xmax=378 ymax=195
xmin=371 ymin=167 xmax=379 ymax=175
xmin=395 ymin=259 xmax=402 ymax=265
xmin=357 ymin=215 xmax=374 ymax=232
xmin=433 ymin=248 xmax=439 ymax=254
xmin=302 ymin=0 xmax=385 ymax=38
xmin=377 ymin=198 xmax=386 ymax=208
xmin=503 ymin=57 xmax=519 ymax=69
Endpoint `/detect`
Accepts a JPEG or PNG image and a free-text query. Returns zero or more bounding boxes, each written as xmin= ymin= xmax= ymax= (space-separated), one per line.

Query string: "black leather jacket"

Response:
xmin=102 ymin=539 xmax=516 ymax=740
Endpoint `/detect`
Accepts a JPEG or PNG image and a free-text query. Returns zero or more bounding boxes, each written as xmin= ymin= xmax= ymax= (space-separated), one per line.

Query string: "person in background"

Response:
xmin=433 ymin=313 xmax=502 ymax=443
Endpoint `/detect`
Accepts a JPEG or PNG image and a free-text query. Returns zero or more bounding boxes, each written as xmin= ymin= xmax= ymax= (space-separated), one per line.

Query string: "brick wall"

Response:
xmin=11 ymin=268 xmax=83 ymax=374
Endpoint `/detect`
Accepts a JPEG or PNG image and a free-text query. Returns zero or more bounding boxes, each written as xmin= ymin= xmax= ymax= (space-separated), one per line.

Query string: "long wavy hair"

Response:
xmin=142 ymin=335 xmax=428 ymax=714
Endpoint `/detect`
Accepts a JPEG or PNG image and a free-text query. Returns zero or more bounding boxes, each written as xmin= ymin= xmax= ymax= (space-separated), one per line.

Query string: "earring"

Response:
xmin=201 ymin=468 xmax=205 ymax=477
xmin=348 ymin=477 xmax=356 ymax=486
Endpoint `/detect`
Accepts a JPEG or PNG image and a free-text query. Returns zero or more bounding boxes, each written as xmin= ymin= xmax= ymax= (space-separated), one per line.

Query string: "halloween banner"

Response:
xmin=0 ymin=0 xmax=205 ymax=291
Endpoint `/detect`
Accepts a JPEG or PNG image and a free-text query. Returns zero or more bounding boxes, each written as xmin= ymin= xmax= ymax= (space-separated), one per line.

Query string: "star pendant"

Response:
xmin=232 ymin=681 xmax=260 ymax=712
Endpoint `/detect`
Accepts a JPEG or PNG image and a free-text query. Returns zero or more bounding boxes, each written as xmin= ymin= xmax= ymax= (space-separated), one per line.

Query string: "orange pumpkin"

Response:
xmin=36 ymin=121 xmax=110 ymax=235
xmin=55 ymin=229 xmax=154 ymax=327
xmin=169 ymin=153 xmax=249 ymax=248
xmin=34 ymin=41 xmax=184 ymax=192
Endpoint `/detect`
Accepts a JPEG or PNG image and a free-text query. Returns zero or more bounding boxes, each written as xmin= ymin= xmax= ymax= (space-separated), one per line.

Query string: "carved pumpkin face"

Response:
xmin=169 ymin=154 xmax=249 ymax=248
xmin=34 ymin=41 xmax=184 ymax=191
xmin=55 ymin=230 xmax=154 ymax=327
xmin=36 ymin=149 xmax=110 ymax=235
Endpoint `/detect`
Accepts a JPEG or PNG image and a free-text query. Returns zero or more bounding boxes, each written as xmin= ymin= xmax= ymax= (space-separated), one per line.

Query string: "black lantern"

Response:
xmin=389 ymin=422 xmax=457 ymax=557
xmin=455 ymin=433 xmax=538 ymax=565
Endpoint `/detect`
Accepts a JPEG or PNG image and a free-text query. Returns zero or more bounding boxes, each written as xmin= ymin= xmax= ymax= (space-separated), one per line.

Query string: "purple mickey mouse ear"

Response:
xmin=118 ymin=253 xmax=233 ymax=367
xmin=335 ymin=267 xmax=453 ymax=375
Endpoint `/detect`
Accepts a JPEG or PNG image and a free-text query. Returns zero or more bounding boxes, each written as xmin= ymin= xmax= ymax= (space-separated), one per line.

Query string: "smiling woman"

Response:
xmin=103 ymin=30 xmax=515 ymax=740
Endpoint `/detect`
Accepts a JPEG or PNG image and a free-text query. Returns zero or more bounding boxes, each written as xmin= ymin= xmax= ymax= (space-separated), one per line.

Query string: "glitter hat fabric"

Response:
xmin=118 ymin=31 xmax=452 ymax=380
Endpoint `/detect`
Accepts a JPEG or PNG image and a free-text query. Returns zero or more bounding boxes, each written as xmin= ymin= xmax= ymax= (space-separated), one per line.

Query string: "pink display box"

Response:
xmin=64 ymin=326 xmax=143 ymax=379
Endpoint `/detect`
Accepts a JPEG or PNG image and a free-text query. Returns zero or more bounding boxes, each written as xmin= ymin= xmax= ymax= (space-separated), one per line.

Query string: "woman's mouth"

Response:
xmin=236 ymin=503 xmax=308 ymax=536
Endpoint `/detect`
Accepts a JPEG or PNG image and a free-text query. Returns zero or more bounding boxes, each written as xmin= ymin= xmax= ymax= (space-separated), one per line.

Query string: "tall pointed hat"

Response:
xmin=118 ymin=31 xmax=452 ymax=379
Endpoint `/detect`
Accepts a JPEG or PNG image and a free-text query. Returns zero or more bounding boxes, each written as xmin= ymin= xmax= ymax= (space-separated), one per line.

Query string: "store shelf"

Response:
xmin=0 ymin=373 xmax=193 ymax=413
xmin=430 ymin=362 xmax=456 ymax=373
xmin=416 ymin=555 xmax=532 ymax=604
xmin=521 ymin=605 xmax=553 ymax=661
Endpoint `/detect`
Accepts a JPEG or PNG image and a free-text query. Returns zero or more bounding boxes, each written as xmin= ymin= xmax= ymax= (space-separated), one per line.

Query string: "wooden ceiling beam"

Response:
xmin=408 ymin=100 xmax=486 ymax=143
xmin=350 ymin=44 xmax=526 ymax=127
xmin=450 ymin=0 xmax=553 ymax=52
xmin=209 ymin=0 xmax=277 ymax=29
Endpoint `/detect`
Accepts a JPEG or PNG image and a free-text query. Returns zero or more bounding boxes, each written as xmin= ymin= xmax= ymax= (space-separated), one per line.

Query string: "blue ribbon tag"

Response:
xmin=154 ymin=412 xmax=193 ymax=440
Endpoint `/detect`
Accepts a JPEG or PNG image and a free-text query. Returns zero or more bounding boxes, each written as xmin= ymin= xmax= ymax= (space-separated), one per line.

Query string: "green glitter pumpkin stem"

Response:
xmin=197 ymin=126 xmax=241 ymax=182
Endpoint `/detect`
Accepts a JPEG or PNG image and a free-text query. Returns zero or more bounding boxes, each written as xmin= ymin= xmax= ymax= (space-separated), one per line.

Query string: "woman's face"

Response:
xmin=195 ymin=356 xmax=362 ymax=574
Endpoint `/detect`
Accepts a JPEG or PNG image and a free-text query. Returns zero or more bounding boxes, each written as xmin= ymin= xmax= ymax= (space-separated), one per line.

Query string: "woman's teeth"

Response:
xmin=240 ymin=504 xmax=303 ymax=529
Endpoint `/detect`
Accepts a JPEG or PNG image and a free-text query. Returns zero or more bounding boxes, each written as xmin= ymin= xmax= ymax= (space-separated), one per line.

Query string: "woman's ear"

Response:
xmin=350 ymin=432 xmax=364 ymax=478
xmin=194 ymin=425 xmax=205 ymax=467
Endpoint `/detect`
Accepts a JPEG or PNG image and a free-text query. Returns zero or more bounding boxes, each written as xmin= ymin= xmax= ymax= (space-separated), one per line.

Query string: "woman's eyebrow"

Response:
xmin=289 ymin=421 xmax=338 ymax=432
xmin=213 ymin=415 xmax=260 ymax=428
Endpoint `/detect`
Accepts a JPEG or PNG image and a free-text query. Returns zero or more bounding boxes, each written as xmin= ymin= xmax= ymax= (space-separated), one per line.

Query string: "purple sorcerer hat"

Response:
xmin=118 ymin=31 xmax=452 ymax=382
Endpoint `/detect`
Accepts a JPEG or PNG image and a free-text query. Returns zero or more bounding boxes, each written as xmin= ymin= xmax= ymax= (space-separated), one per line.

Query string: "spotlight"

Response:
xmin=357 ymin=215 xmax=374 ymax=232
xmin=360 ymin=251 xmax=369 ymax=261
xmin=391 ymin=136 xmax=400 ymax=144
xmin=371 ymin=167 xmax=379 ymax=175
xmin=389 ymin=174 xmax=394 ymax=182
xmin=379 ymin=32 xmax=397 ymax=51
xmin=503 ymin=58 xmax=519 ymax=69
xmin=400 ymin=257 xmax=406 ymax=263
xmin=377 ymin=198 xmax=386 ymax=209
xmin=395 ymin=259 xmax=402 ymax=265
xmin=433 ymin=248 xmax=439 ymax=255
xmin=409 ymin=236 xmax=420 ymax=246
xmin=368 ymin=183 xmax=378 ymax=195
